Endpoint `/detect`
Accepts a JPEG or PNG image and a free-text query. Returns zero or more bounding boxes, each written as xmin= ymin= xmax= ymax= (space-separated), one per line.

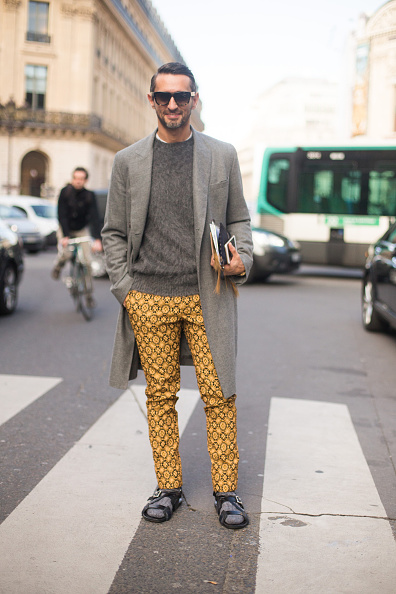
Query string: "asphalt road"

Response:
xmin=0 ymin=250 xmax=395 ymax=593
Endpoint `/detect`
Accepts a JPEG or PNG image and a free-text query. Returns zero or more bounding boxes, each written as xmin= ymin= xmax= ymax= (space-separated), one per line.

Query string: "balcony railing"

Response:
xmin=26 ymin=31 xmax=51 ymax=43
xmin=0 ymin=103 xmax=130 ymax=147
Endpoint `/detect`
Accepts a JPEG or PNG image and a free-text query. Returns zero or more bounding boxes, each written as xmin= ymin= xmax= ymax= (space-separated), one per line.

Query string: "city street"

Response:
xmin=0 ymin=250 xmax=396 ymax=593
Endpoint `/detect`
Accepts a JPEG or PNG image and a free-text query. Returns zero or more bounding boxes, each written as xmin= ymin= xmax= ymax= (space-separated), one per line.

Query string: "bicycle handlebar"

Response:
xmin=67 ymin=237 xmax=92 ymax=245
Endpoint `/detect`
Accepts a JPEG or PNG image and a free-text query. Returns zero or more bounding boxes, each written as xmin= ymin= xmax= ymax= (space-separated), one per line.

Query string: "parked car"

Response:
xmin=0 ymin=195 xmax=58 ymax=247
xmin=0 ymin=217 xmax=24 ymax=314
xmin=247 ymin=227 xmax=301 ymax=282
xmin=362 ymin=221 xmax=396 ymax=332
xmin=0 ymin=204 xmax=43 ymax=253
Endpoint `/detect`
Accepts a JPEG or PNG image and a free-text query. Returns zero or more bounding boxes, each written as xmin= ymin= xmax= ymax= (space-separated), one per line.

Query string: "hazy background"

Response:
xmin=151 ymin=0 xmax=385 ymax=144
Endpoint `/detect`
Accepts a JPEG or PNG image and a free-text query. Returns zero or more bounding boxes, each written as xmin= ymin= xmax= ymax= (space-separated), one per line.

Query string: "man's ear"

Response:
xmin=192 ymin=92 xmax=199 ymax=110
xmin=147 ymin=93 xmax=155 ymax=109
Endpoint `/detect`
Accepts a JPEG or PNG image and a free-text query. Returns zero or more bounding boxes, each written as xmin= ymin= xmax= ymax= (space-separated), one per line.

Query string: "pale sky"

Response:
xmin=150 ymin=0 xmax=386 ymax=145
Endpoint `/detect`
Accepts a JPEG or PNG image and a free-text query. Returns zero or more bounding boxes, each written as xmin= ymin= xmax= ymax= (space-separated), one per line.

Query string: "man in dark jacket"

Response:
xmin=52 ymin=167 xmax=102 ymax=305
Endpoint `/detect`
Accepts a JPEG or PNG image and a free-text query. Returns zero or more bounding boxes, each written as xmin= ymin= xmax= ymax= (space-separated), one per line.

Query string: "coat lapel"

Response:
xmin=192 ymin=130 xmax=211 ymax=265
xmin=128 ymin=131 xmax=156 ymax=259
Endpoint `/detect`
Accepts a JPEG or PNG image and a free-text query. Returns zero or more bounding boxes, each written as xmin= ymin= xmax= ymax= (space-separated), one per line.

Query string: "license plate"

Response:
xmin=25 ymin=237 xmax=38 ymax=243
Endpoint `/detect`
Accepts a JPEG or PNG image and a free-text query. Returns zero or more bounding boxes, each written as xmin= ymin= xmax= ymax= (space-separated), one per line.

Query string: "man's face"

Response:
xmin=148 ymin=73 xmax=199 ymax=132
xmin=71 ymin=171 xmax=87 ymax=190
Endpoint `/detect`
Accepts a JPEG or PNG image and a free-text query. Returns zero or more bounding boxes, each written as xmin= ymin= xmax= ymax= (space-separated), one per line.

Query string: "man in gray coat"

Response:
xmin=102 ymin=62 xmax=253 ymax=529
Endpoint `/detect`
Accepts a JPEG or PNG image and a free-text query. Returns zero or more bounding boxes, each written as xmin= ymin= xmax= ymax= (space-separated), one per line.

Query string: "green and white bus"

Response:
xmin=256 ymin=146 xmax=396 ymax=266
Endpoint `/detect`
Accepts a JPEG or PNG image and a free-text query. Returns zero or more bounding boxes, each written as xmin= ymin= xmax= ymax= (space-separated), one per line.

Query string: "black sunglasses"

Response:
xmin=152 ymin=91 xmax=196 ymax=107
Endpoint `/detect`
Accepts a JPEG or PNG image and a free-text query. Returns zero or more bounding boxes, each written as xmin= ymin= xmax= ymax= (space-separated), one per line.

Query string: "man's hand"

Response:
xmin=210 ymin=243 xmax=245 ymax=276
xmin=61 ymin=236 xmax=69 ymax=248
xmin=92 ymin=239 xmax=102 ymax=253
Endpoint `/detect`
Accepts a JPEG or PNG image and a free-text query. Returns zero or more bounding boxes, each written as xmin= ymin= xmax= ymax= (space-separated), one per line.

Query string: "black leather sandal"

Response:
xmin=142 ymin=488 xmax=183 ymax=523
xmin=214 ymin=492 xmax=249 ymax=529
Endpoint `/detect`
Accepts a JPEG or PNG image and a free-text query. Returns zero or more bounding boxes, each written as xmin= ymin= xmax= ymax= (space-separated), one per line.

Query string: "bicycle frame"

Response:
xmin=64 ymin=236 xmax=93 ymax=321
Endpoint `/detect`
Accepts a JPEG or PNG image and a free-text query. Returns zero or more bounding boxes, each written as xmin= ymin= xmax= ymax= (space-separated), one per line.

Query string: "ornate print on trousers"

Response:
xmin=125 ymin=291 xmax=239 ymax=492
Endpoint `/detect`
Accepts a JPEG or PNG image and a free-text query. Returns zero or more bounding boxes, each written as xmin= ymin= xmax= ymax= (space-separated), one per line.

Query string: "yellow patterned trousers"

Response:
xmin=125 ymin=291 xmax=239 ymax=492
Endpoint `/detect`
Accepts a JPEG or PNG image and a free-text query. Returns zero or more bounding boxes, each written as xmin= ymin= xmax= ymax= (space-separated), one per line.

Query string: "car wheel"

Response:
xmin=0 ymin=264 xmax=18 ymax=315
xmin=362 ymin=276 xmax=386 ymax=332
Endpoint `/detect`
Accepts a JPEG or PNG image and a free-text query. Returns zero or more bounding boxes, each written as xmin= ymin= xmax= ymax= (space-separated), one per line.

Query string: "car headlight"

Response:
xmin=287 ymin=239 xmax=300 ymax=250
xmin=10 ymin=224 xmax=18 ymax=233
xmin=253 ymin=231 xmax=286 ymax=249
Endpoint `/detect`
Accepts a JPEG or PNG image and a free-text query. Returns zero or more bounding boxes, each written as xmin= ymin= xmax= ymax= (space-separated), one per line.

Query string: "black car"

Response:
xmin=362 ymin=221 xmax=396 ymax=332
xmin=0 ymin=218 xmax=24 ymax=315
xmin=247 ymin=227 xmax=301 ymax=282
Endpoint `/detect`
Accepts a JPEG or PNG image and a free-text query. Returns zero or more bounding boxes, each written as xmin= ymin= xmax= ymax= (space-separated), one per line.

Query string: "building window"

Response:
xmin=25 ymin=65 xmax=47 ymax=109
xmin=27 ymin=1 xmax=50 ymax=43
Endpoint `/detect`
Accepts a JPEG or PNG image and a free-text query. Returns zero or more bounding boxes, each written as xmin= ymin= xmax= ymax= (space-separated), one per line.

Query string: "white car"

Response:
xmin=0 ymin=204 xmax=43 ymax=253
xmin=0 ymin=195 xmax=59 ymax=247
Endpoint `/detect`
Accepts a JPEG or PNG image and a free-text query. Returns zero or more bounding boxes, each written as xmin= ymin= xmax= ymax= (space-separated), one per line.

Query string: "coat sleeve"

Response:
xmin=225 ymin=147 xmax=253 ymax=284
xmin=101 ymin=154 xmax=132 ymax=305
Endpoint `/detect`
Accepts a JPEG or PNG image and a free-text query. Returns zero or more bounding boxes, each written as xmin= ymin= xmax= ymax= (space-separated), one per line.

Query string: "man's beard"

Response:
xmin=157 ymin=107 xmax=191 ymax=130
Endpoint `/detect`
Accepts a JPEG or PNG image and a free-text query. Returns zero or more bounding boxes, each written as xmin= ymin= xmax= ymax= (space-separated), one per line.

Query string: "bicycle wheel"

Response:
xmin=75 ymin=263 xmax=93 ymax=321
xmin=66 ymin=260 xmax=80 ymax=311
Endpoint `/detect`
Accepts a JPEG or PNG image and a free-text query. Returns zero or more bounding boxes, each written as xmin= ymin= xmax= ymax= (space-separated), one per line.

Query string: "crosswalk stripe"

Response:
xmin=0 ymin=384 xmax=201 ymax=594
xmin=256 ymin=398 xmax=396 ymax=593
xmin=0 ymin=374 xmax=62 ymax=426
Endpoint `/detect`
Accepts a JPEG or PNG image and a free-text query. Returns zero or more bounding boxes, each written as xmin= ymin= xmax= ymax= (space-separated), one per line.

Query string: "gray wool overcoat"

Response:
xmin=101 ymin=128 xmax=253 ymax=398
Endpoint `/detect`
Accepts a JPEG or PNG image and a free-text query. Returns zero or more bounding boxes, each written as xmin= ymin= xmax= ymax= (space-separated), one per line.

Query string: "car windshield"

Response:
xmin=31 ymin=204 xmax=57 ymax=218
xmin=0 ymin=204 xmax=27 ymax=219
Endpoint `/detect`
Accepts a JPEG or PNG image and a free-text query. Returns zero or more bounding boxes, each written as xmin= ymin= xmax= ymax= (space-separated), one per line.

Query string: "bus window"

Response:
xmin=298 ymin=163 xmax=363 ymax=214
xmin=340 ymin=171 xmax=361 ymax=214
xmin=368 ymin=163 xmax=396 ymax=216
xmin=297 ymin=169 xmax=333 ymax=213
xmin=267 ymin=158 xmax=290 ymax=211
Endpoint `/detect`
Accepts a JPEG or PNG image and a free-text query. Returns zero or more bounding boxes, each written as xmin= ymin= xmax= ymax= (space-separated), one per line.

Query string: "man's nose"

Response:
xmin=168 ymin=96 xmax=178 ymax=109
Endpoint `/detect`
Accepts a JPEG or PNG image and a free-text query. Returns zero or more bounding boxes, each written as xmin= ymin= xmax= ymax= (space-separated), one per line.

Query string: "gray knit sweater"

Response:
xmin=130 ymin=136 xmax=199 ymax=296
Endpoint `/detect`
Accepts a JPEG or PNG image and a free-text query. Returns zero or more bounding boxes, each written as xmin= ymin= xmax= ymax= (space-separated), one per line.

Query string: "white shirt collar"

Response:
xmin=156 ymin=129 xmax=193 ymax=143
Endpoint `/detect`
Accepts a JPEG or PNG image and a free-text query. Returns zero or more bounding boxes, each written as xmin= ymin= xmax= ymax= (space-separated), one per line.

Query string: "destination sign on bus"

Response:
xmin=324 ymin=215 xmax=380 ymax=226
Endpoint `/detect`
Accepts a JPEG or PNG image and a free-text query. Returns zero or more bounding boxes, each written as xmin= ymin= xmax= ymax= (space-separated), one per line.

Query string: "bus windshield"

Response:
xmin=264 ymin=149 xmax=396 ymax=217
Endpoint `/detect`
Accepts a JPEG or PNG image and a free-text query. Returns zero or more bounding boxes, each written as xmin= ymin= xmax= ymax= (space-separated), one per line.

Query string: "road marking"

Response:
xmin=256 ymin=398 xmax=396 ymax=593
xmin=0 ymin=374 xmax=62 ymax=426
xmin=0 ymin=384 xmax=200 ymax=594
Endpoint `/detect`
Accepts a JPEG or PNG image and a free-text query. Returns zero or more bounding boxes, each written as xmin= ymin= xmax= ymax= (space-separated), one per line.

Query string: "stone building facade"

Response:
xmin=0 ymin=0 xmax=204 ymax=197
xmin=350 ymin=0 xmax=396 ymax=139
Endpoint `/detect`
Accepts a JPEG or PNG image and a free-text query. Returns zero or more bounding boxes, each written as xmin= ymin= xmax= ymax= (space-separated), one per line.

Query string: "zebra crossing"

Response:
xmin=256 ymin=398 xmax=396 ymax=593
xmin=0 ymin=374 xmax=62 ymax=426
xmin=0 ymin=375 xmax=395 ymax=593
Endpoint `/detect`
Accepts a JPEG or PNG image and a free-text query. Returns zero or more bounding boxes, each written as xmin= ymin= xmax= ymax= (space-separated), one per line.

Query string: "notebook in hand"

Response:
xmin=210 ymin=220 xmax=234 ymax=268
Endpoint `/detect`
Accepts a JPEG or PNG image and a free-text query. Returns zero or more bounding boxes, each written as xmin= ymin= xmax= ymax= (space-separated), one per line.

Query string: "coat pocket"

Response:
xmin=208 ymin=178 xmax=230 ymax=222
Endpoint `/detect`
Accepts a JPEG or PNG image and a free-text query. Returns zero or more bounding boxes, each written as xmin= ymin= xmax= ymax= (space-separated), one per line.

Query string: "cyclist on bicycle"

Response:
xmin=51 ymin=167 xmax=102 ymax=307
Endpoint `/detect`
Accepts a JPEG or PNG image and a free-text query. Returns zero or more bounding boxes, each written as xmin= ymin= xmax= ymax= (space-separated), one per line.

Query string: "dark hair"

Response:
xmin=150 ymin=62 xmax=197 ymax=93
xmin=73 ymin=167 xmax=89 ymax=180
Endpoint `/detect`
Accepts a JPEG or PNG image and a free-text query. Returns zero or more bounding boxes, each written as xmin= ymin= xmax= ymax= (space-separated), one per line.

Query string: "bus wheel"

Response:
xmin=362 ymin=276 xmax=386 ymax=332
